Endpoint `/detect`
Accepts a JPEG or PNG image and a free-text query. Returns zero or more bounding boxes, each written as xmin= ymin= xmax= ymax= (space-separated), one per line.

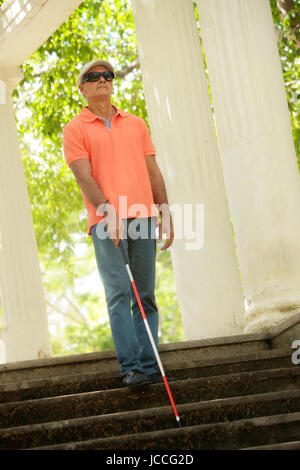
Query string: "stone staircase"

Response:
xmin=0 ymin=314 xmax=300 ymax=450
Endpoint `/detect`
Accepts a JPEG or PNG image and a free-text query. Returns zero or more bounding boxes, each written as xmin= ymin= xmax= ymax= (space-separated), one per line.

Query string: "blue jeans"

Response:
xmin=91 ymin=217 xmax=159 ymax=376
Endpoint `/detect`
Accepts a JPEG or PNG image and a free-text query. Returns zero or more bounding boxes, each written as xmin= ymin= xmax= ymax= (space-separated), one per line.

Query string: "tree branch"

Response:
xmin=28 ymin=57 xmax=140 ymax=82
xmin=62 ymin=294 xmax=89 ymax=326
xmin=276 ymin=0 xmax=295 ymax=17
xmin=115 ymin=58 xmax=140 ymax=79
xmin=46 ymin=298 xmax=87 ymax=327
xmin=276 ymin=0 xmax=300 ymax=47
xmin=99 ymin=47 xmax=138 ymax=59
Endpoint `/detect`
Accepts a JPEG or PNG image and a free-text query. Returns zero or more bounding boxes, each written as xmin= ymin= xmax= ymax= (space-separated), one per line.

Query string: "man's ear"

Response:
xmin=78 ymin=84 xmax=85 ymax=97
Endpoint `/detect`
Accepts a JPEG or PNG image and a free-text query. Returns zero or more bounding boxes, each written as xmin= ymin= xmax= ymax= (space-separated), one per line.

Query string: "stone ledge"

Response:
xmin=0 ymin=330 xmax=269 ymax=373
xmin=267 ymin=312 xmax=300 ymax=349
xmin=30 ymin=411 xmax=300 ymax=450
xmin=0 ymin=348 xmax=293 ymax=400
xmin=1 ymin=388 xmax=300 ymax=450
xmin=241 ymin=440 xmax=300 ymax=450
xmin=0 ymin=312 xmax=299 ymax=374
xmin=1 ymin=366 xmax=299 ymax=429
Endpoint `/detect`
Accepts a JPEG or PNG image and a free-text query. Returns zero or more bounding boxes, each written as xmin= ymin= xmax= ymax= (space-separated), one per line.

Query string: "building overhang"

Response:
xmin=0 ymin=0 xmax=83 ymax=68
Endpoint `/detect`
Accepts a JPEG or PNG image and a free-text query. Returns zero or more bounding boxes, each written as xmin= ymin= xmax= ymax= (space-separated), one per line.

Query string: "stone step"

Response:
xmin=0 ymin=333 xmax=270 ymax=384
xmin=0 ymin=366 xmax=299 ymax=429
xmin=0 ymin=388 xmax=299 ymax=449
xmin=29 ymin=411 xmax=300 ymax=450
xmin=0 ymin=348 xmax=293 ymax=404
xmin=241 ymin=440 xmax=300 ymax=450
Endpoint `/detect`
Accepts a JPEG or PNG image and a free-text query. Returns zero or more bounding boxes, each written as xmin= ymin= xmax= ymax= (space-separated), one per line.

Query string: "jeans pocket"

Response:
xmin=92 ymin=221 xmax=109 ymax=240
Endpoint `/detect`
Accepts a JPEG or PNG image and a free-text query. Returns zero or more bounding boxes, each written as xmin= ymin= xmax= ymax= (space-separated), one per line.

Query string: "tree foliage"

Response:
xmin=10 ymin=0 xmax=183 ymax=356
xmin=271 ymin=0 xmax=300 ymax=165
xmin=14 ymin=0 xmax=145 ymax=281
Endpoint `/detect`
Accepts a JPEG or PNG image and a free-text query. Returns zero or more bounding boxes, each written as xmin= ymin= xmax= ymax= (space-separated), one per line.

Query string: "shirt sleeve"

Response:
xmin=63 ymin=123 xmax=90 ymax=167
xmin=140 ymin=118 xmax=156 ymax=156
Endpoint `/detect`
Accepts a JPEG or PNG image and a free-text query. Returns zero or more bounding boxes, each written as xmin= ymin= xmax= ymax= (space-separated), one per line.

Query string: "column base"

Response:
xmin=244 ymin=293 xmax=300 ymax=333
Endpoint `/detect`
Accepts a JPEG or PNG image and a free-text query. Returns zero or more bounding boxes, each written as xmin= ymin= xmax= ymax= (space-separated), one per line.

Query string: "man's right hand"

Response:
xmin=104 ymin=203 xmax=125 ymax=248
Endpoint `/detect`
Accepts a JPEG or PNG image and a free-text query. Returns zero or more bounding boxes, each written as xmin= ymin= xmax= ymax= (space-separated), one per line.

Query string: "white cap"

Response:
xmin=77 ymin=59 xmax=114 ymax=86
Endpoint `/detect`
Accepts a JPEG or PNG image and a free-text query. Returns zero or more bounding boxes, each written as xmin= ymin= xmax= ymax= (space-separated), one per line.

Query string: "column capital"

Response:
xmin=0 ymin=65 xmax=24 ymax=101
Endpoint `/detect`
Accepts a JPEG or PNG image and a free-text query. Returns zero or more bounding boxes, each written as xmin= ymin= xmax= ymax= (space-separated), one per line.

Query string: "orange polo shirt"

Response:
xmin=63 ymin=106 xmax=158 ymax=235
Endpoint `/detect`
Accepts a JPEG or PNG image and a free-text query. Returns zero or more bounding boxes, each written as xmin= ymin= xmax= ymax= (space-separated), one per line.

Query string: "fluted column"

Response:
xmin=0 ymin=67 xmax=52 ymax=362
xmin=131 ymin=0 xmax=245 ymax=340
xmin=196 ymin=0 xmax=300 ymax=332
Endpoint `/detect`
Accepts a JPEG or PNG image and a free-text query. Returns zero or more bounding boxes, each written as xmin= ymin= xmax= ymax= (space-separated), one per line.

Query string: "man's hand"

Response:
xmin=158 ymin=210 xmax=174 ymax=250
xmin=146 ymin=156 xmax=174 ymax=250
xmin=104 ymin=204 xmax=125 ymax=248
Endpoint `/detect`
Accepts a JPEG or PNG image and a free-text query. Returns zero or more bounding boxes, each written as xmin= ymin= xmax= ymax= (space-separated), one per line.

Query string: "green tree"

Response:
xmin=9 ymin=0 xmax=183 ymax=356
xmin=271 ymin=0 xmax=300 ymax=165
xmin=15 ymin=0 xmax=144 ymax=281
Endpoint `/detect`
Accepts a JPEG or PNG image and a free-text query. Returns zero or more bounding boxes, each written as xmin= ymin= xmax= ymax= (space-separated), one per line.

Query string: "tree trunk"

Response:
xmin=276 ymin=0 xmax=295 ymax=17
xmin=276 ymin=0 xmax=299 ymax=47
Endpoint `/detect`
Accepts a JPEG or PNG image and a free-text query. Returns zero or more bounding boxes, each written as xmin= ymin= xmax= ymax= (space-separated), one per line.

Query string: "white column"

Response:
xmin=196 ymin=0 xmax=300 ymax=332
xmin=131 ymin=0 xmax=246 ymax=340
xmin=0 ymin=67 xmax=52 ymax=362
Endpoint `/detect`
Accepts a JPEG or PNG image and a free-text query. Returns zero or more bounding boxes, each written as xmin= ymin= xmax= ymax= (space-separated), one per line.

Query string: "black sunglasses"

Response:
xmin=82 ymin=71 xmax=114 ymax=83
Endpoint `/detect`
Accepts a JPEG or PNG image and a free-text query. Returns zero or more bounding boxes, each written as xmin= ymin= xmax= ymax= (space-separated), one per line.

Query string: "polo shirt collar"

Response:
xmin=80 ymin=105 xmax=128 ymax=122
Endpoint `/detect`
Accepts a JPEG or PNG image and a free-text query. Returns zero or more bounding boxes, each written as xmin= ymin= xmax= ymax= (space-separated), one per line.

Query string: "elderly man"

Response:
xmin=63 ymin=59 xmax=174 ymax=386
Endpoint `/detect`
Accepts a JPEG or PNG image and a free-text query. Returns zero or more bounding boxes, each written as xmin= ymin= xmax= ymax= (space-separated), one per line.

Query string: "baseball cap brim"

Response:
xmin=77 ymin=60 xmax=114 ymax=86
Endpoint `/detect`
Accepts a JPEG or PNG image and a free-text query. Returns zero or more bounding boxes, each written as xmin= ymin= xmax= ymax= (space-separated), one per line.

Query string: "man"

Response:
xmin=63 ymin=59 xmax=174 ymax=386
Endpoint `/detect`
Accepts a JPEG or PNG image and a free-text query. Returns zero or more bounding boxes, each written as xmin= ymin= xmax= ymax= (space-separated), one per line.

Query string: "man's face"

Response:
xmin=79 ymin=65 xmax=113 ymax=101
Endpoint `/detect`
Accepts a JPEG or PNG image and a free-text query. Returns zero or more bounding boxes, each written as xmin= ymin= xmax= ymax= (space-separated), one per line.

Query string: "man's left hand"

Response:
xmin=158 ymin=212 xmax=174 ymax=250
